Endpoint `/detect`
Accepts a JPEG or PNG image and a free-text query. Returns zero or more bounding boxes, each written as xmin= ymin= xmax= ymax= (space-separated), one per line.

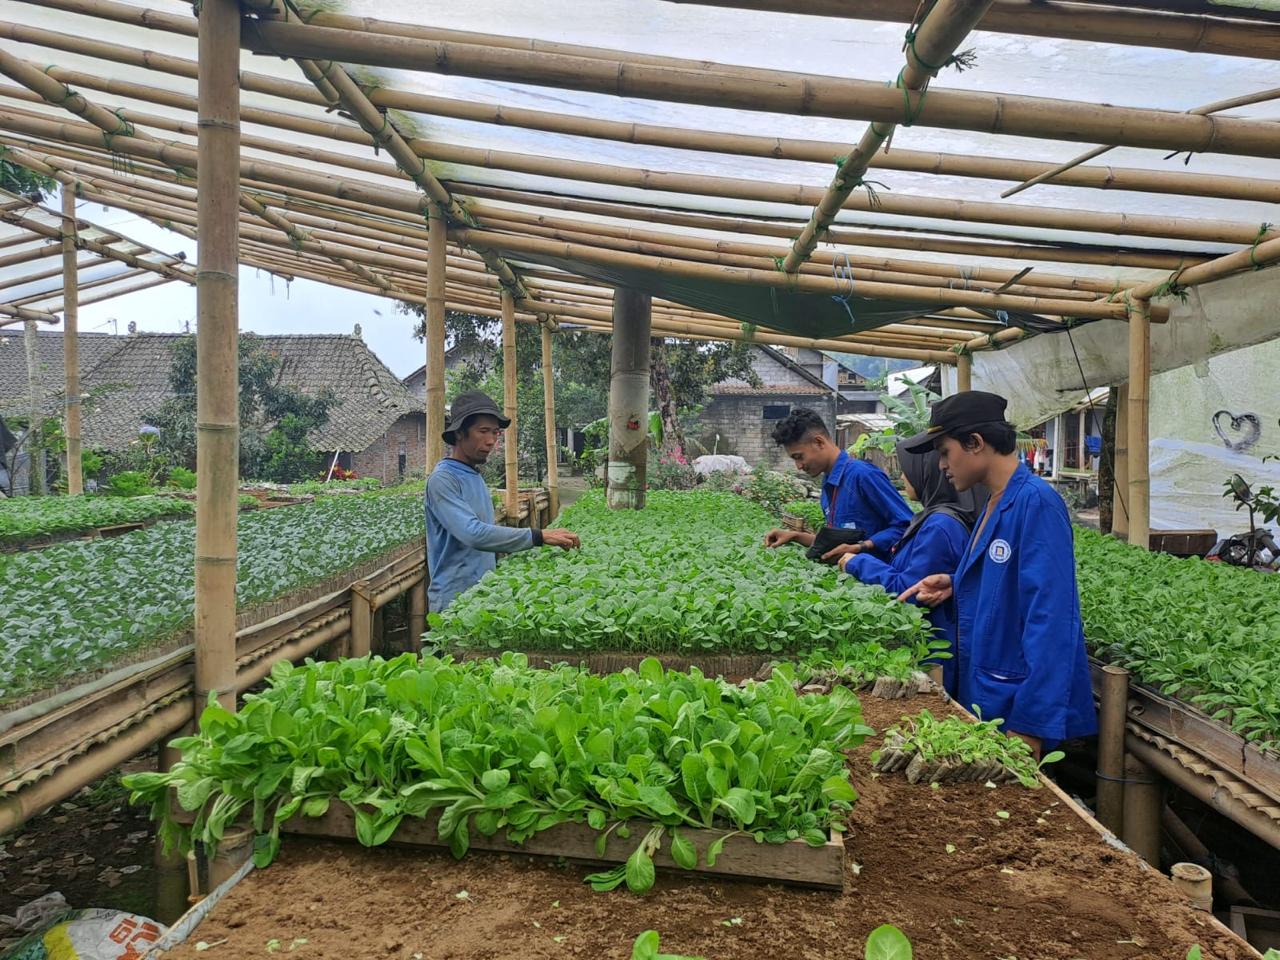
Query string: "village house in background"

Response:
xmin=0 ymin=328 xmax=426 ymax=486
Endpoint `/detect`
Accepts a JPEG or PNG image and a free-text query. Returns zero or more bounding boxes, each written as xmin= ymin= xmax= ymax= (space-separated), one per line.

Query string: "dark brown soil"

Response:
xmin=0 ymin=758 xmax=191 ymax=948
xmin=162 ymin=694 xmax=1251 ymax=960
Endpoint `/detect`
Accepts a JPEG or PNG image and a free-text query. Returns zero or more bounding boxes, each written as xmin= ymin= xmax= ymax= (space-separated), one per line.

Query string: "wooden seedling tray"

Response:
xmin=281 ymin=804 xmax=845 ymax=891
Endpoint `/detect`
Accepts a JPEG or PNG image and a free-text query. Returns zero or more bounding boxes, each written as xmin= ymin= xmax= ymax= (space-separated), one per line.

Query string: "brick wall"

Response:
xmin=692 ymin=394 xmax=837 ymax=471
xmin=350 ymin=413 xmax=427 ymax=484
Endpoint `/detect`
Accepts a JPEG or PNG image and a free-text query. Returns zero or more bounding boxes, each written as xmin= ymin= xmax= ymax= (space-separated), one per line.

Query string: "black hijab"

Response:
xmin=893 ymin=441 xmax=987 ymax=552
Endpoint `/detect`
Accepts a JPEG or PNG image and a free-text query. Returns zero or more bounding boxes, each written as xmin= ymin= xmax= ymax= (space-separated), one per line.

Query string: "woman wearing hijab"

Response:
xmin=839 ymin=441 xmax=982 ymax=695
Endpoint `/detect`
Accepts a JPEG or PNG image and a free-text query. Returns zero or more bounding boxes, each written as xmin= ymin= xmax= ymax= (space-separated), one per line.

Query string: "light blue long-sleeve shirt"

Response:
xmin=425 ymin=458 xmax=536 ymax=612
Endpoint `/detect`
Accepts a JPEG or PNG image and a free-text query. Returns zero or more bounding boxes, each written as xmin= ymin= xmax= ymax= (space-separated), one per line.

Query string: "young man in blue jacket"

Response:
xmin=425 ymin=390 xmax=580 ymax=613
xmin=763 ymin=408 xmax=912 ymax=562
xmin=898 ymin=391 xmax=1098 ymax=757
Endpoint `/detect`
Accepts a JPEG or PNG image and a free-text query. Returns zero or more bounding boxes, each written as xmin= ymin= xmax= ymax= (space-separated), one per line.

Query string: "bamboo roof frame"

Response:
xmin=0 ymin=0 xmax=1273 ymax=363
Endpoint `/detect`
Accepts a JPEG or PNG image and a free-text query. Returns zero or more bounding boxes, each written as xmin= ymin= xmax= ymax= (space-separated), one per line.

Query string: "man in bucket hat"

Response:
xmin=897 ymin=390 xmax=1096 ymax=758
xmin=425 ymin=390 xmax=580 ymax=612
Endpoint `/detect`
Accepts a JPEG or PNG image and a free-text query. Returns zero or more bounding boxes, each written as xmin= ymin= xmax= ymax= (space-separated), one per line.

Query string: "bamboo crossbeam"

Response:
xmin=783 ymin=0 xmax=993 ymax=273
xmin=1049 ymin=0 xmax=1280 ymax=26
xmin=447 ymin=184 xmax=1219 ymax=271
xmin=0 ymin=54 xmax=408 ymax=298
xmin=16 ymin=264 xmax=146 ymax=305
xmin=1002 ymin=86 xmax=1280 ymax=199
xmin=469 ymin=203 xmax=1116 ymax=297
xmin=0 ymin=242 xmax=66 ymax=270
xmin=0 ymin=252 xmax=102 ymax=293
xmin=58 ymin=273 xmax=175 ymax=309
xmin=237 ymin=17 xmax=1280 ymax=158
xmin=660 ymin=0 xmax=1280 ymax=60
xmin=453 ymin=228 xmax=1141 ymax=319
xmin=17 ymin=36 xmax=1280 ymax=206
xmin=6 ymin=101 xmax=1267 ymax=252
xmin=1128 ymin=235 xmax=1280 ymax=299
xmin=0 ymin=302 xmax=58 ymax=324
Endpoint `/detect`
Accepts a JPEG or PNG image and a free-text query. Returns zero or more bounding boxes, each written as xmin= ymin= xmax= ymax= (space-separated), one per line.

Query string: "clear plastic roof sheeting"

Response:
xmin=0 ymin=189 xmax=191 ymax=318
xmin=0 ymin=0 xmax=1277 ymax=352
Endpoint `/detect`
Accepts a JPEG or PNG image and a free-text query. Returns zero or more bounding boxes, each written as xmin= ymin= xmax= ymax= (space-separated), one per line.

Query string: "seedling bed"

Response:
xmin=155 ymin=692 xmax=1257 ymax=960
xmin=280 ymin=803 xmax=845 ymax=890
xmin=449 ymin=647 xmax=771 ymax=679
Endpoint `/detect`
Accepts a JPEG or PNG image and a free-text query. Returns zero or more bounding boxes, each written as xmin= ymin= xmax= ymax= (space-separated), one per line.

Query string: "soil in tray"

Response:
xmin=161 ymin=694 xmax=1250 ymax=960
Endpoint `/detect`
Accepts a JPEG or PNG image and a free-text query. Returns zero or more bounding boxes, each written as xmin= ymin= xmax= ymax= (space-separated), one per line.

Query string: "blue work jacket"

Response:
xmin=424 ymin=458 xmax=535 ymax=612
xmin=953 ymin=464 xmax=1098 ymax=743
xmin=821 ymin=451 xmax=913 ymax=561
xmin=845 ymin=511 xmax=969 ymax=694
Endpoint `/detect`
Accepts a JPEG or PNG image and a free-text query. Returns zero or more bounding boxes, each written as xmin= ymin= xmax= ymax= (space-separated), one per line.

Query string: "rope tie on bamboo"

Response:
xmin=1249 ymin=222 xmax=1273 ymax=270
xmin=1153 ymin=265 xmax=1190 ymax=303
xmin=903 ymin=26 xmax=977 ymax=76
xmin=830 ymin=252 xmax=858 ymax=325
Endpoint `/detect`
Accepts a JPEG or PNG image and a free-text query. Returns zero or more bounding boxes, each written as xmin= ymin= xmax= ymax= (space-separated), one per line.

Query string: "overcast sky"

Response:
xmin=62 ymin=198 xmax=425 ymax=379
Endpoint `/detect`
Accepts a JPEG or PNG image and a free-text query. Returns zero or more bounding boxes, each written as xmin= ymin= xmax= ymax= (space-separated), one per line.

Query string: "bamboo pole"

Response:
xmin=659 ymin=0 xmax=1280 ymax=60
xmin=502 ymin=288 xmax=519 ymax=516
xmin=348 ymin=581 xmax=372 ymax=658
xmin=1096 ymin=665 xmax=1130 ymax=836
xmin=1003 ymin=87 xmax=1280 ymax=198
xmin=1121 ymin=751 xmax=1163 ymax=865
xmin=1127 ymin=300 xmax=1151 ymax=551
xmin=541 ymin=325 xmax=560 ymax=518
xmin=60 ymin=185 xmax=82 ymax=496
xmin=238 ymin=17 xmax=1280 ymax=158
xmin=425 ymin=206 xmax=447 ymax=473
xmin=0 ymin=303 xmax=59 ymax=325
xmin=22 ymin=315 xmax=44 ymax=494
xmin=1129 ymin=232 xmax=1280 ymax=299
xmin=955 ymin=353 xmax=973 ymax=392
xmin=22 ymin=58 xmax=1280 ymax=206
xmin=0 ymin=242 xmax=66 ymax=270
xmin=453 ymin=228 xmax=1139 ymax=320
xmin=411 ymin=184 xmax=1222 ymax=271
xmin=783 ymin=0 xmax=993 ymax=273
xmin=1112 ymin=382 xmax=1130 ymax=538
xmin=608 ymin=290 xmax=651 ymax=510
xmin=193 ymin=0 xmax=240 ymax=716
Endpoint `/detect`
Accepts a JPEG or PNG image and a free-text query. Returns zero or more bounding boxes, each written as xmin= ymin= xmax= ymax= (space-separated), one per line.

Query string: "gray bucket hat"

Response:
xmin=443 ymin=389 xmax=509 ymax=445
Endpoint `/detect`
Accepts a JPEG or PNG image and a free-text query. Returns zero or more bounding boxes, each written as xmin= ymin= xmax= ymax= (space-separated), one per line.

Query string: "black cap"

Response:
xmin=901 ymin=390 xmax=1010 ymax=454
xmin=443 ymin=389 xmax=509 ymax=445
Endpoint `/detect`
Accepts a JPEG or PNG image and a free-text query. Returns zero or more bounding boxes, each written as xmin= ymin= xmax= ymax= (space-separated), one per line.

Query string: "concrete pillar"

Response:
xmin=607 ymin=289 xmax=651 ymax=510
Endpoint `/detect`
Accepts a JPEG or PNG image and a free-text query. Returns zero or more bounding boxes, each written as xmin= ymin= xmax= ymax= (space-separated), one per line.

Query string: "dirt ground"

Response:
xmin=160 ymin=693 xmax=1251 ymax=960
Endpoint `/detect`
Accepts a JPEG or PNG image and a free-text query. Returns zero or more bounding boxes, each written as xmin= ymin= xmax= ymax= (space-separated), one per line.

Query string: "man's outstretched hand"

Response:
xmin=897 ymin=573 xmax=953 ymax=607
xmin=542 ymin=528 xmax=581 ymax=550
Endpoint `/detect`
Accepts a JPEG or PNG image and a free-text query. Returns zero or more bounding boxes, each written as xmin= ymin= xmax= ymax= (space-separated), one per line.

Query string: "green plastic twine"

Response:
xmin=1249 ymin=222 xmax=1273 ymax=271
xmin=894 ymin=69 xmax=929 ymax=127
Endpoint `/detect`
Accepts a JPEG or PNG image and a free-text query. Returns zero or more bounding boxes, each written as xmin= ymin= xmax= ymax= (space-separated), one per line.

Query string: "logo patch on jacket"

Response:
xmin=988 ymin=539 xmax=1012 ymax=564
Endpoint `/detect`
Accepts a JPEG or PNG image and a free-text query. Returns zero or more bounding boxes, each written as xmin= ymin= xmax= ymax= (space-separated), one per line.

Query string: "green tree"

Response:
xmin=148 ymin=334 xmax=335 ymax=482
xmin=0 ymin=155 xmax=55 ymax=201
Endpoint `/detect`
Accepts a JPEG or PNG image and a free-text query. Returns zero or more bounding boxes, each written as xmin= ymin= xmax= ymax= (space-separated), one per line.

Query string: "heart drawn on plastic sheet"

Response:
xmin=1211 ymin=410 xmax=1262 ymax=453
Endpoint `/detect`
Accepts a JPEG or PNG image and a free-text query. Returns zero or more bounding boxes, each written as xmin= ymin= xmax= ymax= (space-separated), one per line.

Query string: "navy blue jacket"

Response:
xmin=953 ymin=464 xmax=1098 ymax=743
xmin=845 ymin=511 xmax=969 ymax=694
xmin=820 ymin=452 xmax=913 ymax=561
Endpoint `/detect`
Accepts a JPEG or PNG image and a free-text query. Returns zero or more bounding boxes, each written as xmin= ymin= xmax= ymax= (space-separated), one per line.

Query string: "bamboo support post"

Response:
xmin=407 ymin=580 xmax=426 ymax=653
xmin=502 ymin=288 xmax=519 ymax=517
xmin=541 ymin=324 xmax=560 ymax=518
xmin=238 ymin=16 xmax=1280 ymax=158
xmin=1121 ymin=751 xmax=1164 ymax=865
xmin=349 ymin=580 xmax=373 ymax=658
xmin=955 ymin=353 xmax=973 ymax=393
xmin=424 ymin=206 xmax=446 ymax=471
xmin=22 ymin=315 xmax=44 ymax=494
xmin=608 ymin=289 xmax=652 ymax=510
xmin=1127 ymin=299 xmax=1151 ymax=550
xmin=193 ymin=0 xmax=240 ymax=716
xmin=61 ymin=185 xmax=82 ymax=495
xmin=1113 ymin=382 xmax=1130 ymax=539
xmin=783 ymin=0 xmax=993 ymax=273
xmin=1096 ymin=665 xmax=1130 ymax=836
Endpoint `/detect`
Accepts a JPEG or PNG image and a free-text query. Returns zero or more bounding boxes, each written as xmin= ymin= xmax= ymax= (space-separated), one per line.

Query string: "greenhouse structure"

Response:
xmin=1 ymin=0 xmax=1279 ymax=956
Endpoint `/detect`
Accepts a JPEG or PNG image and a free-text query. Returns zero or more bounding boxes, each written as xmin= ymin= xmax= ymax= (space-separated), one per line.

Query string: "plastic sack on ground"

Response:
xmin=692 ymin=454 xmax=749 ymax=476
xmin=1 ymin=908 xmax=166 ymax=960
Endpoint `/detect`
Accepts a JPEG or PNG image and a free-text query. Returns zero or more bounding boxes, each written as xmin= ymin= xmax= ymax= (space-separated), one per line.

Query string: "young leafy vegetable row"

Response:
xmin=0 ymin=494 xmax=194 ymax=546
xmin=1076 ymin=528 xmax=1280 ymax=749
xmin=431 ymin=490 xmax=933 ymax=657
xmin=872 ymin=709 xmax=1063 ymax=788
xmin=124 ymin=653 xmax=870 ymax=893
xmin=0 ymin=493 xmax=423 ymax=705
